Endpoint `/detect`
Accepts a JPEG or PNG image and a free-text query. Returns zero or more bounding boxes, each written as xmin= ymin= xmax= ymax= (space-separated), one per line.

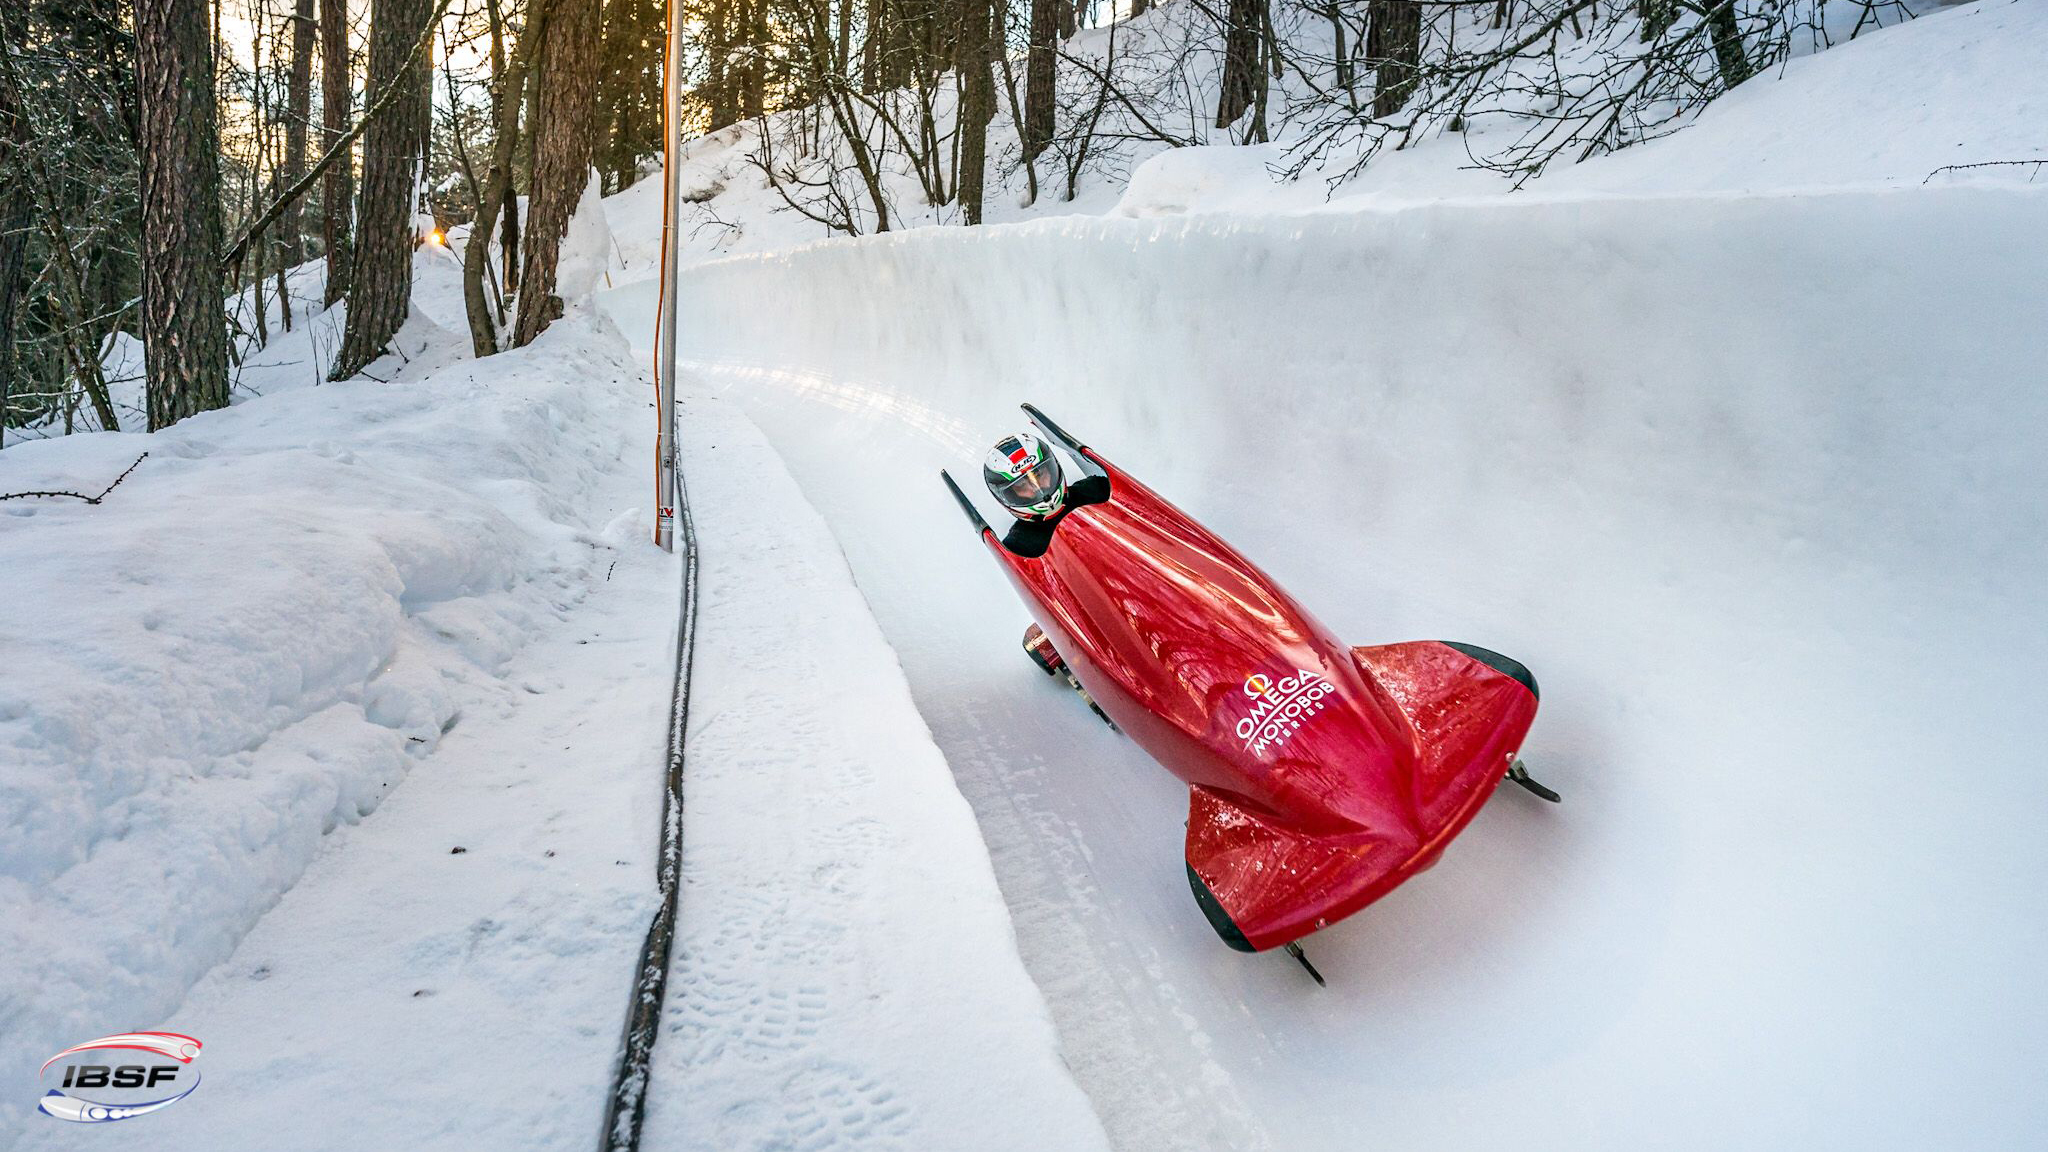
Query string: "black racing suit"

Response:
xmin=999 ymin=475 xmax=1111 ymax=558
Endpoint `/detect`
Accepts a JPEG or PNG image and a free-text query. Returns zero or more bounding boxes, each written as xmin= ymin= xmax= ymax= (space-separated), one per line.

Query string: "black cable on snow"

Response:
xmin=599 ymin=459 xmax=699 ymax=1152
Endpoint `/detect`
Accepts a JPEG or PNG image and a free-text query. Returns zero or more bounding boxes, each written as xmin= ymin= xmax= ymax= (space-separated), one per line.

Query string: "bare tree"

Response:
xmin=1703 ymin=0 xmax=1752 ymax=90
xmin=134 ymin=0 xmax=232 ymax=428
xmin=512 ymin=0 xmax=600 ymax=346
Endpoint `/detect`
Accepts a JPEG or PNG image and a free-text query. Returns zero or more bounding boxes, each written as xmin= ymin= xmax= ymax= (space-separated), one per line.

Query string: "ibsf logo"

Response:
xmin=1235 ymin=667 xmax=1336 ymax=754
xmin=38 ymin=1032 xmax=203 ymax=1123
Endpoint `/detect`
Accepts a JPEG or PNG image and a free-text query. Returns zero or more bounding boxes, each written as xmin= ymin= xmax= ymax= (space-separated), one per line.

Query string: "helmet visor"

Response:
xmin=997 ymin=460 xmax=1063 ymax=511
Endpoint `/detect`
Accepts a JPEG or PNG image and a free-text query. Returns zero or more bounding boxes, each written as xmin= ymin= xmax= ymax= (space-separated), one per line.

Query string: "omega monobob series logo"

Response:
xmin=37 ymin=1032 xmax=203 ymax=1123
xmin=1236 ymin=667 xmax=1335 ymax=754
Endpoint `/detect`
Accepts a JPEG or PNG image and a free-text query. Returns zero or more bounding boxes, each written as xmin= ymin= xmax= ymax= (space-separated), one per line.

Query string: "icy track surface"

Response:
xmin=602 ymin=184 xmax=2048 ymax=1150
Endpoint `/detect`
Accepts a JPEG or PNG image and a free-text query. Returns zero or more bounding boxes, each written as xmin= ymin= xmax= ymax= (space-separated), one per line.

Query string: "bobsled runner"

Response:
xmin=941 ymin=406 xmax=1556 ymax=985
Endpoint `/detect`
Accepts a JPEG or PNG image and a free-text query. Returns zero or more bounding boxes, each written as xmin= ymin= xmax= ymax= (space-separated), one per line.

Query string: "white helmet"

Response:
xmin=982 ymin=432 xmax=1067 ymax=521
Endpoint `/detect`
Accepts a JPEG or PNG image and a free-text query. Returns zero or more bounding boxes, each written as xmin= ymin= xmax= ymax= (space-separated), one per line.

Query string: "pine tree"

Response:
xmin=599 ymin=0 xmax=662 ymax=192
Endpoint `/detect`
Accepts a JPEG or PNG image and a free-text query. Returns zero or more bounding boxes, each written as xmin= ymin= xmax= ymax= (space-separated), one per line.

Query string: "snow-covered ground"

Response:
xmin=7 ymin=0 xmax=2044 ymax=1147
xmin=1 ymin=295 xmax=671 ymax=1140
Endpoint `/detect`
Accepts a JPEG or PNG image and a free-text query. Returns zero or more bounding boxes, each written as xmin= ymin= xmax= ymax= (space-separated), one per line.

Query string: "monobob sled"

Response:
xmin=941 ymin=406 xmax=1558 ymax=985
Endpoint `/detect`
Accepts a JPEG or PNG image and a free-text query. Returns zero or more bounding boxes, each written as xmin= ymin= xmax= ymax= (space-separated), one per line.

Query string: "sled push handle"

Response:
xmin=1021 ymin=404 xmax=1106 ymax=480
xmin=940 ymin=469 xmax=993 ymax=536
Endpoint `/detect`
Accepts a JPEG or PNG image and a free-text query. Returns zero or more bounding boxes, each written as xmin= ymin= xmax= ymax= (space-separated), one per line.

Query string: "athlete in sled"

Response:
xmin=940 ymin=406 xmax=1557 ymax=985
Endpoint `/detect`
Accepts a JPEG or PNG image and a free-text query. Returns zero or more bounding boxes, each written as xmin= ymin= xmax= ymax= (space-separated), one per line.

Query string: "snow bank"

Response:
xmin=1115 ymin=0 xmax=2044 ymax=214
xmin=602 ymin=183 xmax=2048 ymax=1147
xmin=638 ymin=390 xmax=1110 ymax=1151
xmin=0 ymin=303 xmax=650 ymax=1121
xmin=1547 ymin=0 xmax=2047 ymax=194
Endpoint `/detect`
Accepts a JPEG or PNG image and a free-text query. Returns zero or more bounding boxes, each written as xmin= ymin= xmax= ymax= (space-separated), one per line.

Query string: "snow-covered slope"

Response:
xmin=0 ymin=300 xmax=661 ymax=1131
xmin=609 ymin=0 xmax=2037 ymax=262
xmin=1544 ymin=0 xmax=2046 ymax=194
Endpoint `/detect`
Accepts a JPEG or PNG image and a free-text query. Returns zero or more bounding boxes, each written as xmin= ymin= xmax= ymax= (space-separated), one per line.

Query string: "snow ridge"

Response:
xmin=0 ymin=304 xmax=649 ymax=1125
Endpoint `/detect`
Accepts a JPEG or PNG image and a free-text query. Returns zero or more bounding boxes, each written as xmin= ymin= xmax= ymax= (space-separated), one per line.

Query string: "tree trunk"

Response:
xmin=332 ymin=0 xmax=432 ymax=379
xmin=955 ymin=0 xmax=994 ymax=224
xmin=1366 ymin=0 xmax=1421 ymax=119
xmin=464 ymin=0 xmax=540 ymax=357
xmin=512 ymin=0 xmax=599 ymax=347
xmin=321 ymin=0 xmax=355 ymax=304
xmin=135 ymin=0 xmax=233 ymax=428
xmin=1023 ymin=0 xmax=1056 ymax=161
xmin=1215 ymin=0 xmax=1264 ymax=128
xmin=0 ymin=40 xmax=28 ymax=445
xmin=860 ymin=0 xmax=879 ymax=92
xmin=282 ymin=0 xmax=317 ymax=264
xmin=1704 ymin=0 xmax=1751 ymax=90
xmin=709 ymin=0 xmax=736 ymax=123
xmin=836 ymin=0 xmax=852 ymax=77
xmin=740 ymin=0 xmax=763 ymax=120
xmin=1637 ymin=0 xmax=1675 ymax=41
xmin=1326 ymin=3 xmax=1351 ymax=92
xmin=598 ymin=0 xmax=637 ymax=191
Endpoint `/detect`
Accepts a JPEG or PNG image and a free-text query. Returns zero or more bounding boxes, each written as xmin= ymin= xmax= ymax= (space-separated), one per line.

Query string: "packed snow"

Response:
xmin=6 ymin=0 xmax=2044 ymax=1147
xmin=639 ymin=392 xmax=1107 ymax=1152
xmin=0 ymin=285 xmax=665 ymax=1139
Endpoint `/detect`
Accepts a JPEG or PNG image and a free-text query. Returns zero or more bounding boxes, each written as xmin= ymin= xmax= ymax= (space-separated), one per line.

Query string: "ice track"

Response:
xmin=602 ymin=184 xmax=2048 ymax=1151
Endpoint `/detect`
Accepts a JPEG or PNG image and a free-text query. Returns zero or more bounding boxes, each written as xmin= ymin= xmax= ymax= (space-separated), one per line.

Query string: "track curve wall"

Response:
xmin=606 ymin=186 xmax=2048 ymax=1150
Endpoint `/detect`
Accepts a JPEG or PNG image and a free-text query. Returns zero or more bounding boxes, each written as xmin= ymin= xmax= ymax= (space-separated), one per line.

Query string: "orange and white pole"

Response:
xmin=651 ymin=0 xmax=685 ymax=551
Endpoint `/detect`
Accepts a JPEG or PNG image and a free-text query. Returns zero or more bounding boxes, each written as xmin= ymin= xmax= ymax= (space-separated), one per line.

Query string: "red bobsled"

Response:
xmin=943 ymin=406 xmax=1555 ymax=980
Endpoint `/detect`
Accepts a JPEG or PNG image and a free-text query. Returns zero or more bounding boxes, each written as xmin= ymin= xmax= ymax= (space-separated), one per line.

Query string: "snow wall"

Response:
xmin=622 ymin=184 xmax=2048 ymax=1148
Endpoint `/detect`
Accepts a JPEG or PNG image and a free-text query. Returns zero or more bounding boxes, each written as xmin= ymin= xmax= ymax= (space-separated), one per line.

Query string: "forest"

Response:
xmin=0 ymin=0 xmax=1917 ymax=443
